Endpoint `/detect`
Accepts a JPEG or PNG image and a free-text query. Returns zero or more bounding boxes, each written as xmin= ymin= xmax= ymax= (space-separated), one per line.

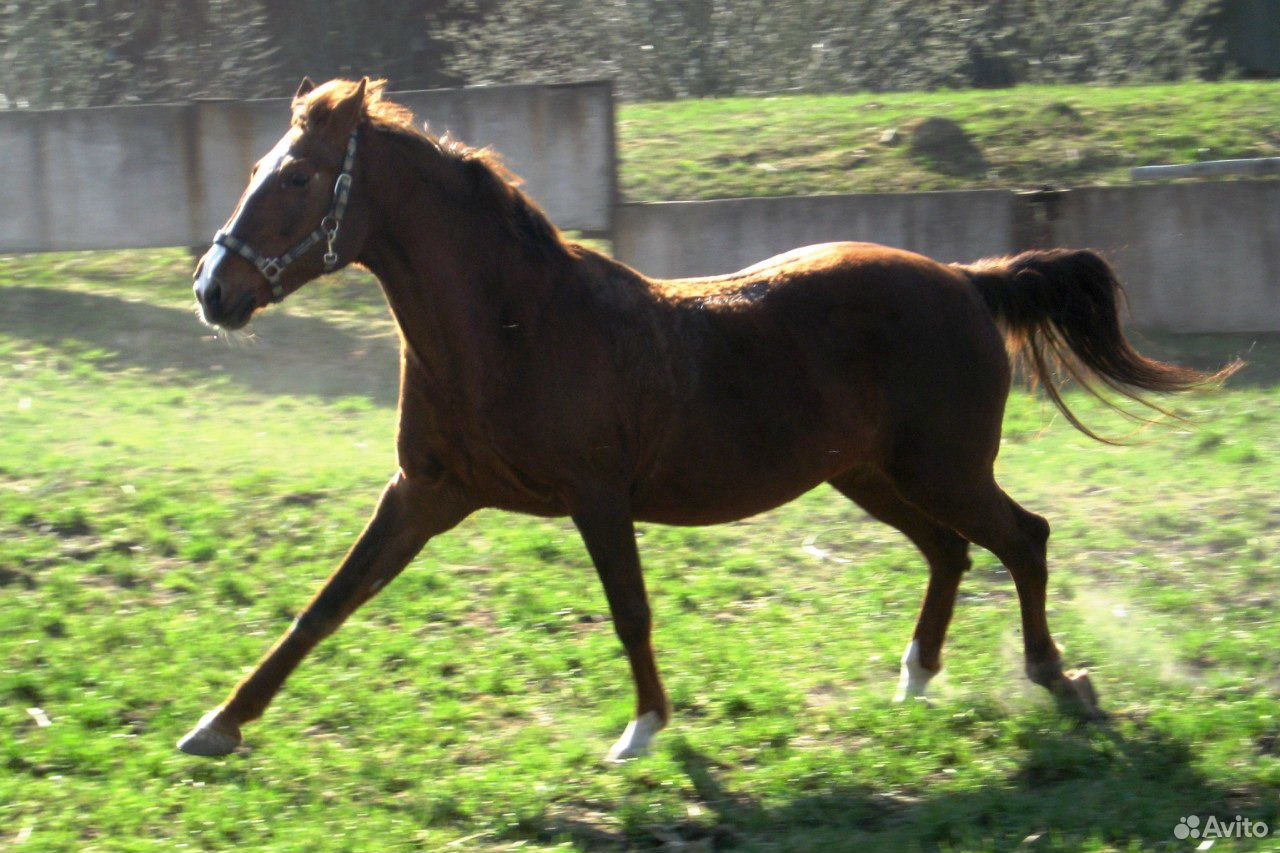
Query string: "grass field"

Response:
xmin=4 ymin=80 xmax=1280 ymax=851
xmin=618 ymin=81 xmax=1280 ymax=200
xmin=3 ymin=252 xmax=1278 ymax=852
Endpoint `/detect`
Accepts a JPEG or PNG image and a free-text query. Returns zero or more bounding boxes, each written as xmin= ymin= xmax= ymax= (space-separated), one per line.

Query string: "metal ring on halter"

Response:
xmin=210 ymin=125 xmax=359 ymax=304
xmin=258 ymin=258 xmax=285 ymax=283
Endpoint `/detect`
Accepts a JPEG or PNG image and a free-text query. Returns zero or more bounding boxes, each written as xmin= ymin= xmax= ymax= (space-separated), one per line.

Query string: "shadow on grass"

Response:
xmin=0 ymin=285 xmax=399 ymax=405
xmin=2 ymin=283 xmax=1276 ymax=434
xmin=534 ymin=722 xmax=1274 ymax=852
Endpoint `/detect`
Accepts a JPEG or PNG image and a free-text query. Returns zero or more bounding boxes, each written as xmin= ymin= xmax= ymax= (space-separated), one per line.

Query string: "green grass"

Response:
xmin=1 ymin=248 xmax=1277 ymax=852
xmin=618 ymin=81 xmax=1280 ymax=200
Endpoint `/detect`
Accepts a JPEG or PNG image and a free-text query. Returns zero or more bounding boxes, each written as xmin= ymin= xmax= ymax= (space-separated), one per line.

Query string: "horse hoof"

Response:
xmin=1051 ymin=668 xmax=1106 ymax=720
xmin=604 ymin=710 xmax=665 ymax=763
xmin=177 ymin=711 xmax=242 ymax=757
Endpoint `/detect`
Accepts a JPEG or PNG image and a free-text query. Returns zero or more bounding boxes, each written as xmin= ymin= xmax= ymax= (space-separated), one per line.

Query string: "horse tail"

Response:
xmin=957 ymin=248 xmax=1238 ymax=443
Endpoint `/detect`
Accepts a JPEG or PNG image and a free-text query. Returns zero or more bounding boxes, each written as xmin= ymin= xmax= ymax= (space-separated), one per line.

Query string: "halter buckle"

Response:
xmin=258 ymin=258 xmax=285 ymax=283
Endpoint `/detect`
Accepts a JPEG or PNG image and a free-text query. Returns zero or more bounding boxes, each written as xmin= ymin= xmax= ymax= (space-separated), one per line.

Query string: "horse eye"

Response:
xmin=281 ymin=170 xmax=311 ymax=189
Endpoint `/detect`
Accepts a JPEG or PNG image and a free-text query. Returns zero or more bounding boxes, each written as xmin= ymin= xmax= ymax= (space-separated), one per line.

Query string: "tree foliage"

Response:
xmin=0 ymin=0 xmax=475 ymax=109
xmin=0 ymin=0 xmax=1244 ymax=108
xmin=258 ymin=1 xmax=478 ymax=94
xmin=445 ymin=0 xmax=1232 ymax=100
xmin=1 ymin=0 xmax=277 ymax=108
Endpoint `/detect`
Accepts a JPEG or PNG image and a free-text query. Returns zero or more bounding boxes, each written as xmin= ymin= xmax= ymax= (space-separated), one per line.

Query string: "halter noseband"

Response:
xmin=212 ymin=126 xmax=358 ymax=303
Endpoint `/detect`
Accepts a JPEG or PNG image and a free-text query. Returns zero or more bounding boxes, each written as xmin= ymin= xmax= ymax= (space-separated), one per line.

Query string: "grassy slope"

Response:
xmin=618 ymin=81 xmax=1280 ymax=200
xmin=4 ymin=81 xmax=1280 ymax=851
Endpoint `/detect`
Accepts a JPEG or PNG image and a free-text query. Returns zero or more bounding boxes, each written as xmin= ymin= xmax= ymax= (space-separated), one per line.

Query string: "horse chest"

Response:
xmin=395 ymin=383 xmax=573 ymax=515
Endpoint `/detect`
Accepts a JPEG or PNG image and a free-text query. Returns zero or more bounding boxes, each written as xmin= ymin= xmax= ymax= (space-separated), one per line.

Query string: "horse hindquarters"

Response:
xmin=825 ymin=259 xmax=1102 ymax=715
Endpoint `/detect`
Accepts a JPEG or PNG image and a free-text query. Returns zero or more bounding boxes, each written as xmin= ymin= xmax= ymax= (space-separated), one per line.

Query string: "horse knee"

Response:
xmin=933 ymin=537 xmax=972 ymax=575
xmin=1001 ymin=503 xmax=1050 ymax=573
xmin=1019 ymin=510 xmax=1050 ymax=550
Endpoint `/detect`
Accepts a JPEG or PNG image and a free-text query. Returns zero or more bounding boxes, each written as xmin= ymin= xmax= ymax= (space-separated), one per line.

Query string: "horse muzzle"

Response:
xmin=194 ymin=244 xmax=258 ymax=329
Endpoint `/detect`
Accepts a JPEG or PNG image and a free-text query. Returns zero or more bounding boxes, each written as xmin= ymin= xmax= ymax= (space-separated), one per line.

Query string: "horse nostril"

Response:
xmin=198 ymin=277 xmax=223 ymax=314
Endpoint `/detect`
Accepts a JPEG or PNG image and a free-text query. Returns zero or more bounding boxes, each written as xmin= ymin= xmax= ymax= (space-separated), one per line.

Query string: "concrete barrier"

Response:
xmin=0 ymin=81 xmax=615 ymax=253
xmin=1131 ymin=157 xmax=1280 ymax=181
xmin=4 ymin=83 xmax=1277 ymax=333
xmin=0 ymin=104 xmax=198 ymax=253
xmin=614 ymin=181 xmax=1280 ymax=332
xmin=1048 ymin=181 xmax=1280 ymax=332
xmin=614 ymin=190 xmax=1015 ymax=280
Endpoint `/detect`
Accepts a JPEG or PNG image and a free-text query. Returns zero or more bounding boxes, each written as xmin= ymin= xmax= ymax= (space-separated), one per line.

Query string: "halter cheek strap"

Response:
xmin=212 ymin=126 xmax=358 ymax=303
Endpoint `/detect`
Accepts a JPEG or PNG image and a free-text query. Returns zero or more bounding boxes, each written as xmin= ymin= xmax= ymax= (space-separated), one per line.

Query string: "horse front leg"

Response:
xmin=178 ymin=471 xmax=472 ymax=756
xmin=572 ymin=498 xmax=670 ymax=762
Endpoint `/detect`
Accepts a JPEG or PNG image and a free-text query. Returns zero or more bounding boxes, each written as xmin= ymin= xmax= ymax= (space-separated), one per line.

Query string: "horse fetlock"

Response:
xmin=1025 ymin=657 xmax=1065 ymax=687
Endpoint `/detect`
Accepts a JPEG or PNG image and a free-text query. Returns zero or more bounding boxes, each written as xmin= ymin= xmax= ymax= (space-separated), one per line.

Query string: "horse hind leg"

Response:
xmin=829 ymin=473 xmax=971 ymax=703
xmin=890 ymin=468 xmax=1104 ymax=719
xmin=992 ymin=496 xmax=1103 ymax=718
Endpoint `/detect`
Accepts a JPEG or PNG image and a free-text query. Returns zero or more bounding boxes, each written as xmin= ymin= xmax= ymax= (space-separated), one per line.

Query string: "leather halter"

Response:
xmin=212 ymin=126 xmax=358 ymax=303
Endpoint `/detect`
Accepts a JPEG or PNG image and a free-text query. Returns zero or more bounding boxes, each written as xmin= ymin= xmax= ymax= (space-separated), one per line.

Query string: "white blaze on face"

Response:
xmin=195 ymin=242 xmax=230 ymax=296
xmin=194 ymin=129 xmax=297 ymax=296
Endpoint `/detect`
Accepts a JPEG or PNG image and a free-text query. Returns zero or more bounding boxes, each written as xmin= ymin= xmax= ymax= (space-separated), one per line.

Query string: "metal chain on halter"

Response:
xmin=212 ymin=125 xmax=359 ymax=303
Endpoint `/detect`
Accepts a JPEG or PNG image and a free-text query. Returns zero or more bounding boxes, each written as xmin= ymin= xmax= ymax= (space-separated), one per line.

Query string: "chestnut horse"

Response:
xmin=180 ymin=78 xmax=1226 ymax=760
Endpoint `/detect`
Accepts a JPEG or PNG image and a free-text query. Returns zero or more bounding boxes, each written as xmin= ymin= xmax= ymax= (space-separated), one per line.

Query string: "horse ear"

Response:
xmin=328 ymin=77 xmax=368 ymax=136
xmin=293 ymin=76 xmax=316 ymax=102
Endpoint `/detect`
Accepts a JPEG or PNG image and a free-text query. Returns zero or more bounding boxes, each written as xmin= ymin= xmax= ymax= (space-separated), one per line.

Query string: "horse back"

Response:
xmin=625 ymin=242 xmax=1010 ymax=523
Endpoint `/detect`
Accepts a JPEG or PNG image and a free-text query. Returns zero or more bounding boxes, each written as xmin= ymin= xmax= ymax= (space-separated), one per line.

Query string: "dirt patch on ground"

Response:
xmin=906 ymin=117 xmax=987 ymax=175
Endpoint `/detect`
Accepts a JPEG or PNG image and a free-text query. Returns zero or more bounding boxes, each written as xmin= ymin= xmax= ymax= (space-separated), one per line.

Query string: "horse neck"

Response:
xmin=355 ymin=132 xmax=563 ymax=379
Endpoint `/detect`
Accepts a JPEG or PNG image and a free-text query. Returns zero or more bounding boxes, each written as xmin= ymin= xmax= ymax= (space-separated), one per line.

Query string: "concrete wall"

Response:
xmin=0 ymin=105 xmax=198 ymax=253
xmin=0 ymin=81 xmax=615 ymax=253
xmin=1048 ymin=181 xmax=1280 ymax=332
xmin=5 ymin=82 xmax=1277 ymax=332
xmin=614 ymin=190 xmax=1015 ymax=279
xmin=614 ymin=181 xmax=1280 ymax=332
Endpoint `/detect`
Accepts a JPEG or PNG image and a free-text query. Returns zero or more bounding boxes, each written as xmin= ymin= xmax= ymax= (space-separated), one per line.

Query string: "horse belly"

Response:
xmin=633 ymin=478 xmax=829 ymax=525
xmin=631 ymin=427 xmax=871 ymax=526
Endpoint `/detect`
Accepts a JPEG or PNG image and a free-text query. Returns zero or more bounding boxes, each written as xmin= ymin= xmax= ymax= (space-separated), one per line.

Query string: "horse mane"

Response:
xmin=297 ymin=79 xmax=573 ymax=261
